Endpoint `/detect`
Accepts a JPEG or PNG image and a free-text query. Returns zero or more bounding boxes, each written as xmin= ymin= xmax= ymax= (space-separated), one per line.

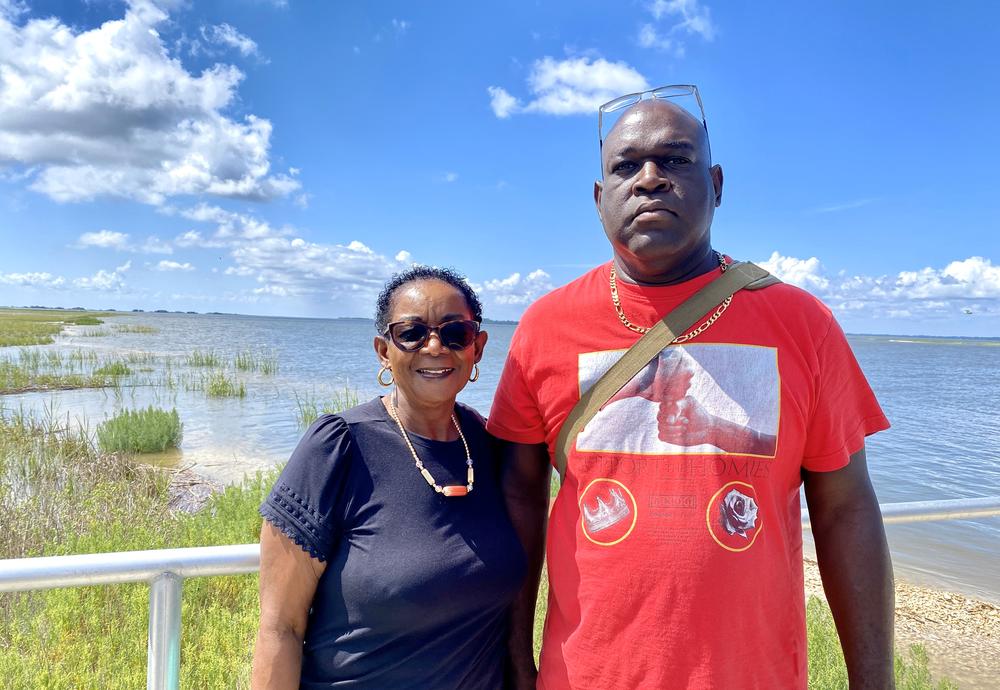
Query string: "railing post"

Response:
xmin=147 ymin=573 xmax=183 ymax=690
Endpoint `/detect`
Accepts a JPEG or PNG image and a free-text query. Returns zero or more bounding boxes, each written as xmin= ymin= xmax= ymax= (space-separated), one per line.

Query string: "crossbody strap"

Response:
xmin=553 ymin=261 xmax=779 ymax=480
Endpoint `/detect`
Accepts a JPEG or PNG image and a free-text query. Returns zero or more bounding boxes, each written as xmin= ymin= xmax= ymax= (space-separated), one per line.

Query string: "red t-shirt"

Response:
xmin=487 ymin=261 xmax=889 ymax=690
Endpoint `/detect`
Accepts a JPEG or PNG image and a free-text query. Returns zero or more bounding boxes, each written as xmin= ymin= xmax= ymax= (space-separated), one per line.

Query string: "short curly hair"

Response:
xmin=374 ymin=265 xmax=484 ymax=334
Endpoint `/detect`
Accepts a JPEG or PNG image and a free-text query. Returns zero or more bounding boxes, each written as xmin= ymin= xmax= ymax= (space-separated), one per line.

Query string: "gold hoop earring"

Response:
xmin=468 ymin=363 xmax=480 ymax=383
xmin=377 ymin=365 xmax=393 ymax=387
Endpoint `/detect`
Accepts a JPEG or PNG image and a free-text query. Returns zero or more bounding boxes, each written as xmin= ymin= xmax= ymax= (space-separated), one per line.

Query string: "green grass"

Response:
xmin=68 ymin=316 xmax=103 ymax=326
xmin=204 ymin=371 xmax=246 ymax=398
xmin=294 ymin=388 xmax=360 ymax=427
xmin=113 ymin=324 xmax=159 ymax=334
xmin=234 ymin=349 xmax=279 ymax=375
xmin=0 ymin=361 xmax=109 ymax=395
xmin=96 ymin=407 xmax=182 ymax=454
xmin=0 ymin=392 xmax=365 ymax=688
xmin=0 ymin=309 xmax=111 ymax=347
xmin=93 ymin=360 xmax=132 ymax=377
xmin=186 ymin=349 xmax=223 ymax=367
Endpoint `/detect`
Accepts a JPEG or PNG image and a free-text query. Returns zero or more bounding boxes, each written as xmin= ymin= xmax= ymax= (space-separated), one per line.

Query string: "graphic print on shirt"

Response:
xmin=576 ymin=344 xmax=780 ymax=457
xmin=707 ymin=481 xmax=763 ymax=551
xmin=579 ymin=478 xmax=638 ymax=546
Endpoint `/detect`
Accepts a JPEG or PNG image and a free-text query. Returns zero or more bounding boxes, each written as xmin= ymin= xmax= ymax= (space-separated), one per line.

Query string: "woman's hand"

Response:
xmin=251 ymin=523 xmax=327 ymax=689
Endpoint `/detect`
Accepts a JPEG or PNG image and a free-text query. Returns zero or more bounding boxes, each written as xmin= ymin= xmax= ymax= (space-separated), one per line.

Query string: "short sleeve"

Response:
xmin=486 ymin=327 xmax=547 ymax=445
xmin=260 ymin=414 xmax=353 ymax=561
xmin=802 ymin=318 xmax=890 ymax=472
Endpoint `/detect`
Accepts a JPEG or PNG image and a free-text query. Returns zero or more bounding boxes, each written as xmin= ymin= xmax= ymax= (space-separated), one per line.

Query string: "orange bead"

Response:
xmin=442 ymin=485 xmax=469 ymax=497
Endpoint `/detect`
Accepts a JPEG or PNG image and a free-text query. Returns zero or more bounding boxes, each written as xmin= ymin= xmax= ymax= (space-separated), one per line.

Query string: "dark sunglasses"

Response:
xmin=384 ymin=319 xmax=480 ymax=352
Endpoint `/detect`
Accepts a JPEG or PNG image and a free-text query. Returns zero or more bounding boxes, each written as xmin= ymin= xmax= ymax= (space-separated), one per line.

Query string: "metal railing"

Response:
xmin=1 ymin=497 xmax=999 ymax=690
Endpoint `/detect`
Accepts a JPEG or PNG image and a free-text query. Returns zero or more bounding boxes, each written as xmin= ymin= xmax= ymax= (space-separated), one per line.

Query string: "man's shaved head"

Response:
xmin=594 ymin=97 xmax=723 ymax=284
xmin=601 ymin=99 xmax=711 ymax=174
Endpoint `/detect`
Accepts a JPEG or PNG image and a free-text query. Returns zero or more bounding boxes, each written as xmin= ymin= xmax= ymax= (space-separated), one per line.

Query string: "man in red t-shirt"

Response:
xmin=487 ymin=91 xmax=894 ymax=689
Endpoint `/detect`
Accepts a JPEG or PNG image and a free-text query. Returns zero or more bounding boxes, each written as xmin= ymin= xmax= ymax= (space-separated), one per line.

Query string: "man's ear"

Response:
xmin=711 ymin=164 xmax=724 ymax=207
xmin=594 ymin=180 xmax=604 ymax=221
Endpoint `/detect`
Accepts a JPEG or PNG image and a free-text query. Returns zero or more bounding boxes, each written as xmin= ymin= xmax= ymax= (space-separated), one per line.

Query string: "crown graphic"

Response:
xmin=583 ymin=488 xmax=630 ymax=533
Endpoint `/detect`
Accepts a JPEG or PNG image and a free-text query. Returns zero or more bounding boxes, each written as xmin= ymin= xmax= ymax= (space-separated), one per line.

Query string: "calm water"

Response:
xmin=3 ymin=314 xmax=998 ymax=603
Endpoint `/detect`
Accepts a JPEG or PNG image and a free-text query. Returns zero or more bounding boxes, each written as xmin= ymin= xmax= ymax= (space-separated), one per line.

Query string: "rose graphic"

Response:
xmin=720 ymin=489 xmax=759 ymax=538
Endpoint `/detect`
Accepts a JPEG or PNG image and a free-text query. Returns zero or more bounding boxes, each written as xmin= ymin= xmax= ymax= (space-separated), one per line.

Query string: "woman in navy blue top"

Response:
xmin=252 ymin=267 xmax=526 ymax=689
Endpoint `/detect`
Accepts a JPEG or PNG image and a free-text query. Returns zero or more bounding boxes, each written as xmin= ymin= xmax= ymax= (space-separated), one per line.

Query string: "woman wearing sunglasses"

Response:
xmin=253 ymin=266 xmax=526 ymax=689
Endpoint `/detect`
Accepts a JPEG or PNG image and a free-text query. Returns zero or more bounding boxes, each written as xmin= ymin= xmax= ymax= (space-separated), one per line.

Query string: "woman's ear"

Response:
xmin=473 ymin=330 xmax=489 ymax=363
xmin=373 ymin=336 xmax=390 ymax=367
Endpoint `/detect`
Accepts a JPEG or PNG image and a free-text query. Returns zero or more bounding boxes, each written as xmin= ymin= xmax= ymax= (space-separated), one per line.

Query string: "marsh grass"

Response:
xmin=80 ymin=329 xmax=111 ymax=337
xmin=125 ymin=351 xmax=157 ymax=365
xmin=204 ymin=371 xmax=246 ymax=398
xmin=113 ymin=324 xmax=159 ymax=334
xmin=0 ymin=309 xmax=110 ymax=347
xmin=234 ymin=349 xmax=279 ymax=375
xmin=0 ymin=404 xmax=267 ymax=688
xmin=186 ymin=349 xmax=223 ymax=367
xmin=68 ymin=350 xmax=99 ymax=368
xmin=0 ymin=388 xmax=365 ymax=688
xmin=0 ymin=361 xmax=108 ymax=395
xmin=96 ymin=407 xmax=182 ymax=454
xmin=294 ymin=388 xmax=360 ymax=427
xmin=93 ymin=361 xmax=132 ymax=377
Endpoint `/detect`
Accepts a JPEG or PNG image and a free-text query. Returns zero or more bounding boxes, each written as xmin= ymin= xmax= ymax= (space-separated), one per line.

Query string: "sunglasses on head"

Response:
xmin=384 ymin=319 xmax=480 ymax=352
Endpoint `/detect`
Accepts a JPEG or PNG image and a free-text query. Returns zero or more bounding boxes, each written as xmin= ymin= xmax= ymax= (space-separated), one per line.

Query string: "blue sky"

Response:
xmin=1 ymin=0 xmax=998 ymax=336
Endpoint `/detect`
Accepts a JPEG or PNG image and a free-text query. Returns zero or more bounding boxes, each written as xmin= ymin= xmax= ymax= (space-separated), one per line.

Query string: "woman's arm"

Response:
xmin=252 ymin=522 xmax=327 ymax=690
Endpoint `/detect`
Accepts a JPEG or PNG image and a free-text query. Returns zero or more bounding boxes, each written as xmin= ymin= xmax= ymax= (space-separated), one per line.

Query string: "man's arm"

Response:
xmin=803 ymin=446 xmax=894 ymax=689
xmin=500 ymin=440 xmax=552 ymax=690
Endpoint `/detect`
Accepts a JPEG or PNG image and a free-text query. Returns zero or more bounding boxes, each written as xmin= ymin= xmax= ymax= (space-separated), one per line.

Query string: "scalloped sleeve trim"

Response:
xmin=260 ymin=482 xmax=332 ymax=562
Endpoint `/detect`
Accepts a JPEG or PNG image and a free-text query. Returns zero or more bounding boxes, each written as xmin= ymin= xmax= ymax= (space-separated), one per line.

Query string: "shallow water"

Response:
xmin=3 ymin=314 xmax=998 ymax=603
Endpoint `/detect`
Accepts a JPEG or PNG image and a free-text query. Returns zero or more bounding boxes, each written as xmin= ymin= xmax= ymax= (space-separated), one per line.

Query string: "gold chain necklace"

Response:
xmin=386 ymin=396 xmax=474 ymax=497
xmin=610 ymin=251 xmax=732 ymax=340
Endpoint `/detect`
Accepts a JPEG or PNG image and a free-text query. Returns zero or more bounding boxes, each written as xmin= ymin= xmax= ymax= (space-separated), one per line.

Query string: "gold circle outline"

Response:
xmin=706 ymin=480 xmax=764 ymax=553
xmin=578 ymin=477 xmax=639 ymax=547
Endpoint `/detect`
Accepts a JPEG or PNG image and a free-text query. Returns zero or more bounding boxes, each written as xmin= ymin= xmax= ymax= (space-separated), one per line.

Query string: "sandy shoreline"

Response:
xmin=803 ymin=558 xmax=1000 ymax=688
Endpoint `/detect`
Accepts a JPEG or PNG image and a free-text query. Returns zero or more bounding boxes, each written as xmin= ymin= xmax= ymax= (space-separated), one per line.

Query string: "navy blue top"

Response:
xmin=260 ymin=397 xmax=526 ymax=689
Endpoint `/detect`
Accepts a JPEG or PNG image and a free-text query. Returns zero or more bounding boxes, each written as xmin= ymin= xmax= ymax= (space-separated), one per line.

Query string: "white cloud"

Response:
xmin=648 ymin=0 xmax=716 ymax=41
xmin=75 ymin=230 xmax=173 ymax=254
xmin=225 ymin=234 xmax=413 ymax=299
xmin=0 ymin=0 xmax=26 ymax=20
xmin=72 ymin=260 xmax=131 ymax=292
xmin=0 ymin=270 xmax=65 ymax=288
xmin=78 ymin=230 xmax=130 ymax=250
xmin=140 ymin=236 xmax=173 ymax=255
xmin=0 ymin=2 xmax=298 ymax=205
xmin=759 ymin=252 xmax=1000 ymax=319
xmin=488 ymin=57 xmax=648 ymax=118
xmin=810 ymin=198 xmax=877 ymax=214
xmin=488 ymin=86 xmax=520 ymax=119
xmin=758 ymin=252 xmax=830 ymax=292
xmin=638 ymin=23 xmax=679 ymax=54
xmin=477 ymin=268 xmax=555 ymax=305
xmin=201 ymin=23 xmax=258 ymax=57
xmin=155 ymin=260 xmax=193 ymax=271
xmin=391 ymin=18 xmax=410 ymax=33
xmin=437 ymin=171 xmax=459 ymax=183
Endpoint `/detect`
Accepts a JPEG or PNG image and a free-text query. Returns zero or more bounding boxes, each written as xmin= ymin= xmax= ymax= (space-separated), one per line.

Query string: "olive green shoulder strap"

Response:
xmin=553 ymin=261 xmax=779 ymax=480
